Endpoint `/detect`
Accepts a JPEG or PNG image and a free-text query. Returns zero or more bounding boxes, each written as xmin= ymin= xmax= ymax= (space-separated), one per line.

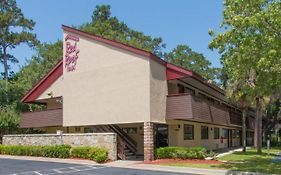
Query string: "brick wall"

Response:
xmin=3 ymin=133 xmax=117 ymax=160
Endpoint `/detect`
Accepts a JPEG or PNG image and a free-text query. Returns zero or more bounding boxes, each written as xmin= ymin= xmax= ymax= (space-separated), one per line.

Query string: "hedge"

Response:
xmin=0 ymin=145 xmax=108 ymax=163
xmin=70 ymin=146 xmax=108 ymax=163
xmin=156 ymin=146 xmax=208 ymax=159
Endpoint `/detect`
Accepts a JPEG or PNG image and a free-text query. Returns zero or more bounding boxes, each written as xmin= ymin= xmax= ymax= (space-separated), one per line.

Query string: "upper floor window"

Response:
xmin=201 ymin=126 xmax=209 ymax=139
xmin=214 ymin=127 xmax=220 ymax=139
xmin=184 ymin=124 xmax=194 ymax=140
xmin=122 ymin=127 xmax=137 ymax=134
xmin=178 ymin=84 xmax=185 ymax=93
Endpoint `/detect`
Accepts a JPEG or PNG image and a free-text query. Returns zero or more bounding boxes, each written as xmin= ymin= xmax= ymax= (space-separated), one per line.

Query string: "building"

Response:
xmin=20 ymin=25 xmax=255 ymax=161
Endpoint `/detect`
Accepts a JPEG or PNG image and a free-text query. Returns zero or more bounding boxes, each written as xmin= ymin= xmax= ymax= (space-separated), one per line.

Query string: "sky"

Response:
xmin=9 ymin=0 xmax=223 ymax=72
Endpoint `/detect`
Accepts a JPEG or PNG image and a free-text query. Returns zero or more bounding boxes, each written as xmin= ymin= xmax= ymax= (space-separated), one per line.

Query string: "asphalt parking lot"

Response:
xmin=0 ymin=158 xmax=196 ymax=175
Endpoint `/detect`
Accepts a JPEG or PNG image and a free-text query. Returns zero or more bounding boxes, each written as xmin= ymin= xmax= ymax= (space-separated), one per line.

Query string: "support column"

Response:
xmin=144 ymin=122 xmax=154 ymax=161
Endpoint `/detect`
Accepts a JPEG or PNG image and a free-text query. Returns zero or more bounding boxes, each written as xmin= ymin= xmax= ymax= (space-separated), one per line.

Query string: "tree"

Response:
xmin=0 ymin=106 xmax=19 ymax=143
xmin=79 ymin=5 xmax=166 ymax=57
xmin=164 ymin=44 xmax=221 ymax=82
xmin=0 ymin=0 xmax=37 ymax=101
xmin=209 ymin=0 xmax=281 ymax=153
xmin=263 ymin=97 xmax=281 ymax=137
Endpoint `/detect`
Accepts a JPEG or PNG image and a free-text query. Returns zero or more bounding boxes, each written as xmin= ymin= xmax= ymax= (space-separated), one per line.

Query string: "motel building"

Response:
xmin=19 ymin=25 xmax=255 ymax=161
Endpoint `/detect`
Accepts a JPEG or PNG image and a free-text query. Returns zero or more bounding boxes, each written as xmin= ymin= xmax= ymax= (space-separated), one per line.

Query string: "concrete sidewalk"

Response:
xmin=0 ymin=155 xmax=273 ymax=175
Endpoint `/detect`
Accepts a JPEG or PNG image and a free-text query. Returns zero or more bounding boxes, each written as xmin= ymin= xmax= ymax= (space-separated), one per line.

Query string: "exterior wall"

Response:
xmin=167 ymin=120 xmax=241 ymax=150
xmin=62 ymin=31 xmax=150 ymax=126
xmin=149 ymin=59 xmax=167 ymax=123
xmin=37 ymin=76 xmax=63 ymax=100
xmin=3 ymin=133 xmax=117 ymax=160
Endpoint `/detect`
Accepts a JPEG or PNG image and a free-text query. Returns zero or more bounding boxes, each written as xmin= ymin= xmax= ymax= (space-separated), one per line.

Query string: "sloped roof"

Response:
xmin=21 ymin=25 xmax=224 ymax=103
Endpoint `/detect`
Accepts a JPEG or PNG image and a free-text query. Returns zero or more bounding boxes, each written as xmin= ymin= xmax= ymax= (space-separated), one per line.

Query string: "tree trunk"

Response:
xmin=254 ymin=97 xmax=262 ymax=154
xmin=242 ymin=107 xmax=247 ymax=152
xmin=3 ymin=47 xmax=9 ymax=103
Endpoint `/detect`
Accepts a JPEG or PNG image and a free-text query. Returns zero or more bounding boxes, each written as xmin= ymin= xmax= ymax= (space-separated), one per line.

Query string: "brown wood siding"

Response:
xmin=210 ymin=105 xmax=230 ymax=125
xmin=247 ymin=117 xmax=255 ymax=130
xmin=167 ymin=94 xmax=233 ymax=126
xmin=20 ymin=108 xmax=62 ymax=128
xmin=166 ymin=94 xmax=193 ymax=120
xmin=230 ymin=111 xmax=242 ymax=126
xmin=191 ymin=96 xmax=212 ymax=123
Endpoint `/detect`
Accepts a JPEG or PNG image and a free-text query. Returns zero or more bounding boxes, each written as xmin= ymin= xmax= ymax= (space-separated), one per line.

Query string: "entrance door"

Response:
xmin=155 ymin=124 xmax=168 ymax=148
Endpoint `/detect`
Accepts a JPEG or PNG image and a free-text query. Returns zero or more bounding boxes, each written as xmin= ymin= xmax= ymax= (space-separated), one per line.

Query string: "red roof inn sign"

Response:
xmin=64 ymin=34 xmax=79 ymax=72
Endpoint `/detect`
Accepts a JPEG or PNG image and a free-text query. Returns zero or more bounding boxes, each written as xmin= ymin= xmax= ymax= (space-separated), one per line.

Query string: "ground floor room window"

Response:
xmin=201 ymin=126 xmax=208 ymax=139
xmin=214 ymin=127 xmax=220 ymax=139
xmin=222 ymin=128 xmax=229 ymax=139
xmin=184 ymin=124 xmax=194 ymax=140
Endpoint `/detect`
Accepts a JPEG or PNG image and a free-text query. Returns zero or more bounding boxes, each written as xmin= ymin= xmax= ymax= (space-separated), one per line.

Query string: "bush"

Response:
xmin=71 ymin=146 xmax=108 ymax=163
xmin=156 ymin=146 xmax=207 ymax=159
xmin=0 ymin=145 xmax=108 ymax=163
xmin=0 ymin=145 xmax=71 ymax=158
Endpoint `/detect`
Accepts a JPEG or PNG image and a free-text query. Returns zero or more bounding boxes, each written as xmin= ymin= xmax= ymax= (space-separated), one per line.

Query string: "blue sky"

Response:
xmin=10 ymin=0 xmax=223 ymax=72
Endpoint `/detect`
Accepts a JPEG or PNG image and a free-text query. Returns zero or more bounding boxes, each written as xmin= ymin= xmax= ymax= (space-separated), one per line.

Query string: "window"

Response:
xmin=201 ymin=126 xmax=208 ymax=139
xmin=184 ymin=124 xmax=194 ymax=140
xmin=214 ymin=127 xmax=220 ymax=139
xmin=122 ymin=127 xmax=137 ymax=134
xmin=75 ymin=127 xmax=81 ymax=132
xmin=222 ymin=128 xmax=229 ymax=139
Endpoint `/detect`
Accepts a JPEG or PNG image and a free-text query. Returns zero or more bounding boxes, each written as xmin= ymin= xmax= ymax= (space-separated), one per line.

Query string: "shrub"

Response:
xmin=0 ymin=145 xmax=108 ymax=163
xmin=71 ymin=146 xmax=108 ymax=163
xmin=156 ymin=146 xmax=207 ymax=159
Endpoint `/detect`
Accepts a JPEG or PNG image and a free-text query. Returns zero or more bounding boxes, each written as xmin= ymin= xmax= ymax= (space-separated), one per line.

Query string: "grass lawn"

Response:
xmin=161 ymin=148 xmax=281 ymax=174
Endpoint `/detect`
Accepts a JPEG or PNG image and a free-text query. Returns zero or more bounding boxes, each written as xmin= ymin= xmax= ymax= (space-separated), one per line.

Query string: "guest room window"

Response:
xmin=201 ymin=126 xmax=209 ymax=139
xmin=184 ymin=124 xmax=194 ymax=140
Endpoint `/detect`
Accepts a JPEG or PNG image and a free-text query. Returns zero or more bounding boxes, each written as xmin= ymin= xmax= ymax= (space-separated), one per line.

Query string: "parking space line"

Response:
xmin=8 ymin=165 xmax=105 ymax=175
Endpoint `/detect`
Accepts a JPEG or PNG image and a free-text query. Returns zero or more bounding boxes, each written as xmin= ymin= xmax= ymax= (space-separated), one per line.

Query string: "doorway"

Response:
xmin=155 ymin=124 xmax=168 ymax=148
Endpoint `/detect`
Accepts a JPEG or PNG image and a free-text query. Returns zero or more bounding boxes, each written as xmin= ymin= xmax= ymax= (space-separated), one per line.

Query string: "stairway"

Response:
xmin=92 ymin=125 xmax=137 ymax=160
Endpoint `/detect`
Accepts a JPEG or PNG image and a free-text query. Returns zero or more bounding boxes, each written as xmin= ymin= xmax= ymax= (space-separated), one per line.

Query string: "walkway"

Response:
xmin=272 ymin=152 xmax=281 ymax=163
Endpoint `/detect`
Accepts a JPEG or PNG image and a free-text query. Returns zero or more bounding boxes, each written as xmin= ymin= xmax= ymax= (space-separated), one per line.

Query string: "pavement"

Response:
xmin=0 ymin=155 xmax=276 ymax=175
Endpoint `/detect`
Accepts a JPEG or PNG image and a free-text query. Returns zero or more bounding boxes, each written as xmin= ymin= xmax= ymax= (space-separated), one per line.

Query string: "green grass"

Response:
xmin=159 ymin=148 xmax=281 ymax=174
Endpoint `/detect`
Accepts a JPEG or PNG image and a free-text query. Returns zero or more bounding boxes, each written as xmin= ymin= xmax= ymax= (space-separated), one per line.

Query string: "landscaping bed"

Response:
xmin=153 ymin=147 xmax=281 ymax=174
xmin=0 ymin=145 xmax=108 ymax=163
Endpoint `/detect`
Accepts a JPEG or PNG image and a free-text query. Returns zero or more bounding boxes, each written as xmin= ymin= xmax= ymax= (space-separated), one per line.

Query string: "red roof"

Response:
xmin=21 ymin=25 xmax=224 ymax=103
xmin=21 ymin=59 xmax=63 ymax=103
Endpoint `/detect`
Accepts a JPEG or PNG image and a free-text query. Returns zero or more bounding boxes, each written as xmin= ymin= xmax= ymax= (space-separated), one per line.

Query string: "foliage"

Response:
xmin=209 ymin=0 xmax=281 ymax=153
xmin=0 ymin=106 xmax=19 ymax=143
xmin=71 ymin=146 xmax=108 ymax=163
xmin=79 ymin=5 xmax=166 ymax=57
xmin=0 ymin=0 xmax=37 ymax=85
xmin=0 ymin=145 xmax=108 ymax=162
xmin=0 ymin=145 xmax=71 ymax=158
xmin=263 ymin=97 xmax=281 ymax=135
xmin=164 ymin=44 xmax=221 ymax=83
xmin=156 ymin=146 xmax=207 ymax=159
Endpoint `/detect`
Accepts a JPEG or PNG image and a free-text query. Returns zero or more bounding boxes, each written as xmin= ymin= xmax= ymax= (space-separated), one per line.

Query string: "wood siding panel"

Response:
xmin=191 ymin=96 xmax=212 ymax=122
xmin=247 ymin=117 xmax=255 ymax=130
xmin=230 ymin=111 xmax=242 ymax=126
xmin=210 ymin=105 xmax=230 ymax=125
xmin=20 ymin=109 xmax=62 ymax=128
xmin=166 ymin=94 xmax=193 ymax=120
xmin=167 ymin=94 xmax=236 ymax=126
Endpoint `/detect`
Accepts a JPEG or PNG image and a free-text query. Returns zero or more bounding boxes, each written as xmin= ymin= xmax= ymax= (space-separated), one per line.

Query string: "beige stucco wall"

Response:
xmin=150 ymin=60 xmax=167 ymax=123
xmin=167 ymin=120 xmax=241 ymax=150
xmin=37 ymin=76 xmax=63 ymax=100
xmin=62 ymin=31 xmax=150 ymax=126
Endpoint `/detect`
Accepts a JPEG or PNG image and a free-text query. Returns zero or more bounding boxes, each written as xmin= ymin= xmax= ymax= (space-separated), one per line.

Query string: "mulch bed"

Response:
xmin=143 ymin=159 xmax=224 ymax=165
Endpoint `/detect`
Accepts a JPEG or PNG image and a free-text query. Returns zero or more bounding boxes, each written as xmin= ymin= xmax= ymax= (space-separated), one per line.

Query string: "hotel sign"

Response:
xmin=64 ymin=34 xmax=79 ymax=72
